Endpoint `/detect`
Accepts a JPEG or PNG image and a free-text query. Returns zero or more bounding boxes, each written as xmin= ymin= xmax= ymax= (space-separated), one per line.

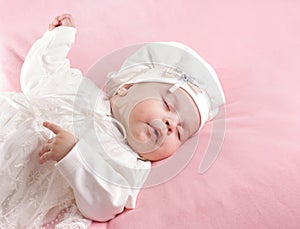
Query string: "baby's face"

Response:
xmin=110 ymin=82 xmax=200 ymax=161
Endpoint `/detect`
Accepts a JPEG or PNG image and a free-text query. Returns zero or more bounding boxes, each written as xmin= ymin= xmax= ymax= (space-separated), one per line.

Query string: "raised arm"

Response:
xmin=20 ymin=14 xmax=78 ymax=94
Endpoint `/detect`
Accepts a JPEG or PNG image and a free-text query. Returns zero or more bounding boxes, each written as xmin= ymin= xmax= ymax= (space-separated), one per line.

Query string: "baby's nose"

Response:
xmin=163 ymin=116 xmax=178 ymax=134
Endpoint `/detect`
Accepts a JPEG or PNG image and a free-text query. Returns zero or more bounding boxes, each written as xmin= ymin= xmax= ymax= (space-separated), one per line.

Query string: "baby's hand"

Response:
xmin=39 ymin=121 xmax=78 ymax=164
xmin=48 ymin=13 xmax=76 ymax=31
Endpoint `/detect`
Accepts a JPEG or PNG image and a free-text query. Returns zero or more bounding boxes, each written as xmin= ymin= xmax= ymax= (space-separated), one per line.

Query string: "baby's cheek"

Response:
xmin=131 ymin=129 xmax=149 ymax=142
xmin=163 ymin=137 xmax=181 ymax=155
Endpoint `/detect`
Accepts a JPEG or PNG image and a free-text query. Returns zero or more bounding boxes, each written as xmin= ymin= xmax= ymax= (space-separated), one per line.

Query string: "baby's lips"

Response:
xmin=150 ymin=119 xmax=167 ymax=143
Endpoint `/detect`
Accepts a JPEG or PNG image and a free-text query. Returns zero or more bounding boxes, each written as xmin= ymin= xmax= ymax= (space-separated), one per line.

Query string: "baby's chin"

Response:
xmin=137 ymin=149 xmax=173 ymax=162
xmin=127 ymin=137 xmax=159 ymax=156
xmin=128 ymin=139 xmax=173 ymax=162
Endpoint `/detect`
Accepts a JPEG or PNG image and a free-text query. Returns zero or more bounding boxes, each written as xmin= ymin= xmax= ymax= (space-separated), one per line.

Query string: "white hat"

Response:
xmin=106 ymin=42 xmax=226 ymax=130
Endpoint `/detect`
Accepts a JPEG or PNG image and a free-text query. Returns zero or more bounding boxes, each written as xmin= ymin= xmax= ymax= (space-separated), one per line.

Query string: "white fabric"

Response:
xmin=106 ymin=42 xmax=226 ymax=129
xmin=0 ymin=26 xmax=150 ymax=228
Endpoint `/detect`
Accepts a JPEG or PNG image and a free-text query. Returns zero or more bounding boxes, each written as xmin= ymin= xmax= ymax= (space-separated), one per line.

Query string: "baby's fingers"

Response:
xmin=58 ymin=13 xmax=75 ymax=27
xmin=43 ymin=121 xmax=63 ymax=135
xmin=39 ymin=143 xmax=52 ymax=164
xmin=39 ymin=143 xmax=49 ymax=156
xmin=39 ymin=151 xmax=53 ymax=164
xmin=52 ymin=17 xmax=60 ymax=26
xmin=48 ymin=17 xmax=61 ymax=31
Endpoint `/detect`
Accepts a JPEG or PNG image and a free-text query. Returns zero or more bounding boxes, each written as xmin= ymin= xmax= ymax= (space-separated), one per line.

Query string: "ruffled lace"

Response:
xmin=0 ymin=93 xmax=92 ymax=228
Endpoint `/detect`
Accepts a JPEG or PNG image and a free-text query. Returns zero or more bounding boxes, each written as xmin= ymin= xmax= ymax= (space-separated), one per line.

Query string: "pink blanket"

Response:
xmin=1 ymin=1 xmax=300 ymax=228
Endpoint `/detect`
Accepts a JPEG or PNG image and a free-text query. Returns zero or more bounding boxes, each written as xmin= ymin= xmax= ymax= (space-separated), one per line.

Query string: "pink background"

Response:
xmin=1 ymin=1 xmax=300 ymax=228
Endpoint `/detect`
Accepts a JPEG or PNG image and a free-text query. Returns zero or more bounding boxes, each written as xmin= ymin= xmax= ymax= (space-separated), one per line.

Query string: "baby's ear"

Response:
xmin=117 ymin=84 xmax=133 ymax=96
xmin=122 ymin=84 xmax=133 ymax=90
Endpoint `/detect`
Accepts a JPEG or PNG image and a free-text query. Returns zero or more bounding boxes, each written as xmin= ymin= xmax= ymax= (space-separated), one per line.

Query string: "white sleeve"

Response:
xmin=55 ymin=137 xmax=151 ymax=222
xmin=20 ymin=26 xmax=81 ymax=95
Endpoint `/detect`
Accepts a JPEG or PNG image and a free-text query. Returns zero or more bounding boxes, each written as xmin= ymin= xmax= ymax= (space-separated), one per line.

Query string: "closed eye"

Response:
xmin=177 ymin=127 xmax=181 ymax=140
xmin=163 ymin=99 xmax=170 ymax=111
xmin=177 ymin=126 xmax=184 ymax=141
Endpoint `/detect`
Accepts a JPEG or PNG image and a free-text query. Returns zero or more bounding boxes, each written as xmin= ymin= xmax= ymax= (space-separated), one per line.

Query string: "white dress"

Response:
xmin=0 ymin=27 xmax=150 ymax=228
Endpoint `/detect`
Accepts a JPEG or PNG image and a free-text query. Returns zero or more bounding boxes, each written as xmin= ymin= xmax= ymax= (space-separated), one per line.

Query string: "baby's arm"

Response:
xmin=38 ymin=123 xmax=135 ymax=221
xmin=54 ymin=135 xmax=150 ymax=222
xmin=20 ymin=14 xmax=79 ymax=95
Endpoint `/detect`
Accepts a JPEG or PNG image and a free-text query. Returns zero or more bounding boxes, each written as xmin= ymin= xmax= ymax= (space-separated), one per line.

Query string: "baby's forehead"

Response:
xmin=130 ymin=82 xmax=193 ymax=103
xmin=131 ymin=82 xmax=178 ymax=93
xmin=131 ymin=82 xmax=192 ymax=101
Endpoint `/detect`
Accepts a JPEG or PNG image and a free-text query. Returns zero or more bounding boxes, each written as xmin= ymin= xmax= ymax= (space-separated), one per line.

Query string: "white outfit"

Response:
xmin=0 ymin=27 xmax=150 ymax=228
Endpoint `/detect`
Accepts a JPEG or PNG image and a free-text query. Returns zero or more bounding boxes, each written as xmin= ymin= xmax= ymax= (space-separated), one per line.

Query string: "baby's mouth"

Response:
xmin=147 ymin=120 xmax=167 ymax=145
xmin=148 ymin=125 xmax=161 ymax=144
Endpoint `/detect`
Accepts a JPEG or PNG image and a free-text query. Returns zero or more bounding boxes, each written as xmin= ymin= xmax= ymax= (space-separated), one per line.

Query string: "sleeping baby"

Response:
xmin=0 ymin=13 xmax=225 ymax=228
